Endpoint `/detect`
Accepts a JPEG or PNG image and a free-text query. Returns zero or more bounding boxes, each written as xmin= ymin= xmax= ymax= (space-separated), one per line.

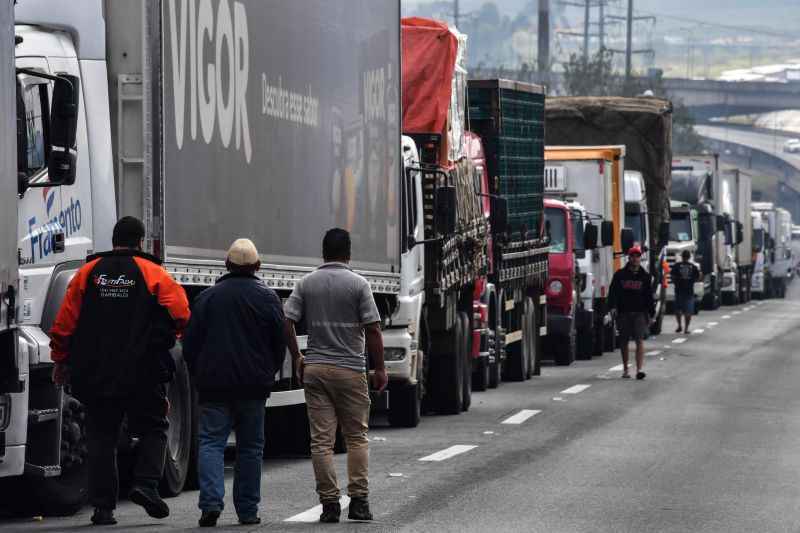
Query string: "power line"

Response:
xmin=633 ymin=10 xmax=800 ymax=40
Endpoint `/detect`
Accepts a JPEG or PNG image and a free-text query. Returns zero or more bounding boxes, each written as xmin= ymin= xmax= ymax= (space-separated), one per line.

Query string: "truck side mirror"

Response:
xmin=600 ymin=220 xmax=614 ymax=247
xmin=583 ymin=224 xmax=598 ymax=250
xmin=699 ymin=213 xmax=714 ymax=241
xmin=736 ymin=222 xmax=743 ymax=245
xmin=621 ymin=227 xmax=635 ymax=254
xmin=47 ymin=74 xmax=80 ymax=186
xmin=491 ymin=196 xmax=509 ymax=235
xmin=724 ymin=224 xmax=733 ymax=246
xmin=715 ymin=214 xmax=726 ymax=232
xmin=658 ymin=221 xmax=670 ymax=247
xmin=435 ymin=185 xmax=457 ymax=235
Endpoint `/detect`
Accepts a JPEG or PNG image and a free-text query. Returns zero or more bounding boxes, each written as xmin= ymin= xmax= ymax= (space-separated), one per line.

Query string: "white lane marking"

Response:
xmin=285 ymin=496 xmax=351 ymax=522
xmin=673 ymin=337 xmax=688 ymax=344
xmin=561 ymin=384 xmax=591 ymax=394
xmin=722 ymin=315 xmax=731 ymax=319
xmin=419 ymin=445 xmax=478 ymax=462
xmin=732 ymin=311 xmax=741 ymax=315
xmin=483 ymin=431 xmax=495 ymax=435
xmin=664 ymin=345 xmax=673 ymax=349
xmin=645 ymin=350 xmax=662 ymax=356
xmin=707 ymin=322 xmax=719 ymax=327
xmin=692 ymin=329 xmax=704 ymax=334
xmin=552 ymin=396 xmax=565 ymax=401
xmin=610 ymin=364 xmax=625 ymax=371
xmin=501 ymin=409 xmax=541 ymax=425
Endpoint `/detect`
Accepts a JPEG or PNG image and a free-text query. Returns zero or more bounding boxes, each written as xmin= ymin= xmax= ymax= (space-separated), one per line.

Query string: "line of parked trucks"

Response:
xmin=0 ymin=2 xmax=794 ymax=516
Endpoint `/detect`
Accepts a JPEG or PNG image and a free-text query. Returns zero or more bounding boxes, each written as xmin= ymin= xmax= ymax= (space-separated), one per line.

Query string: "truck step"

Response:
xmin=24 ymin=463 xmax=62 ymax=478
xmin=28 ymin=408 xmax=60 ymax=424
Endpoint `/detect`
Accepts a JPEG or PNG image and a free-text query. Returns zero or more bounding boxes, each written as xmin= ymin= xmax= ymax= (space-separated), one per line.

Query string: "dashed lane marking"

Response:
xmin=501 ymin=409 xmax=541 ymax=425
xmin=610 ymin=364 xmax=625 ymax=372
xmin=707 ymin=322 xmax=719 ymax=327
xmin=419 ymin=445 xmax=478 ymax=462
xmin=733 ymin=311 xmax=741 ymax=315
xmin=673 ymin=337 xmax=688 ymax=344
xmin=692 ymin=329 xmax=704 ymax=334
xmin=561 ymin=384 xmax=591 ymax=394
xmin=722 ymin=315 xmax=731 ymax=319
xmin=285 ymin=496 xmax=351 ymax=522
xmin=646 ymin=350 xmax=662 ymax=356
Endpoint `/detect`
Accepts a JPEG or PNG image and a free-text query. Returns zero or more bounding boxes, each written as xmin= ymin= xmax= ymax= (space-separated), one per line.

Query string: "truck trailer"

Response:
xmin=5 ymin=0 xmax=401 ymax=514
xmin=720 ymin=167 xmax=753 ymax=304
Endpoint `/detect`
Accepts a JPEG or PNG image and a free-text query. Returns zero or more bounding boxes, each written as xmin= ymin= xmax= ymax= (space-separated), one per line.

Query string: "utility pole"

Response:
xmin=599 ymin=0 xmax=605 ymax=50
xmin=538 ymin=0 xmax=550 ymax=74
xmin=625 ymin=0 xmax=633 ymax=83
xmin=454 ymin=0 xmax=460 ymax=28
xmin=583 ymin=0 xmax=591 ymax=62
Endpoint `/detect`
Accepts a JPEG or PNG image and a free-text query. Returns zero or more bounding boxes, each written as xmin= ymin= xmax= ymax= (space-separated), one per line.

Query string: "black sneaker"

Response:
xmin=198 ymin=510 xmax=220 ymax=527
xmin=129 ymin=485 xmax=169 ymax=519
xmin=636 ymin=371 xmax=646 ymax=380
xmin=675 ymin=326 xmax=682 ymax=333
xmin=239 ymin=516 xmax=261 ymax=525
xmin=319 ymin=502 xmax=341 ymax=523
xmin=348 ymin=497 xmax=373 ymax=521
xmin=91 ymin=508 xmax=117 ymax=526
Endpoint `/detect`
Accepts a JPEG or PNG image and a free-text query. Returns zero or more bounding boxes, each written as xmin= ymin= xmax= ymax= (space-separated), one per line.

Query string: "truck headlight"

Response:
xmin=548 ymin=280 xmax=563 ymax=295
xmin=384 ymin=348 xmax=407 ymax=361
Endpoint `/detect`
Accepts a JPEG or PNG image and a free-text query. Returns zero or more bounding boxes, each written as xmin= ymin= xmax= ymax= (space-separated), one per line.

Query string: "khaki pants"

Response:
xmin=303 ymin=364 xmax=371 ymax=503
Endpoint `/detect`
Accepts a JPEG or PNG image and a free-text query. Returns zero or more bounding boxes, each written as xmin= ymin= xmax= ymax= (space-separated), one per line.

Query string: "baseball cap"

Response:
xmin=627 ymin=245 xmax=642 ymax=257
xmin=226 ymin=238 xmax=259 ymax=266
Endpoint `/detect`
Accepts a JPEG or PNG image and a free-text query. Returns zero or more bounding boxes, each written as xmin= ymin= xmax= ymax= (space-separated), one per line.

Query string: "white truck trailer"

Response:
xmin=720 ymin=168 xmax=753 ymax=304
xmin=752 ymin=202 xmax=793 ymax=298
xmin=4 ymin=0 xmax=401 ymax=515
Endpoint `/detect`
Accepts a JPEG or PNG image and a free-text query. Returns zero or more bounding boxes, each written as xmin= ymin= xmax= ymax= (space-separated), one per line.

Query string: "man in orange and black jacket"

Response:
xmin=49 ymin=217 xmax=190 ymax=526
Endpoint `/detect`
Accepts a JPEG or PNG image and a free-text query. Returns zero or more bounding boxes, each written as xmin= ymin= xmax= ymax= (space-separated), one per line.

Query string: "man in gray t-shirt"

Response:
xmin=284 ymin=228 xmax=386 ymax=523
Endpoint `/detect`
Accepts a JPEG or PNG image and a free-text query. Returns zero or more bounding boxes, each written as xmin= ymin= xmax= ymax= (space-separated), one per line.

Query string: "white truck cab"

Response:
xmin=666 ymin=200 xmax=704 ymax=305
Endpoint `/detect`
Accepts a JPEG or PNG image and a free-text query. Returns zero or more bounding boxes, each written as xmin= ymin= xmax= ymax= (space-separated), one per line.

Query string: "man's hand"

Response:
xmin=294 ymin=356 xmax=305 ymax=386
xmin=52 ymin=362 xmax=69 ymax=386
xmin=371 ymin=367 xmax=388 ymax=393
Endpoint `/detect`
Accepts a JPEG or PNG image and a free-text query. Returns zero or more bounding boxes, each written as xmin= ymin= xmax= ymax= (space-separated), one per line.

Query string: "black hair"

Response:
xmin=681 ymin=250 xmax=691 ymax=260
xmin=112 ymin=216 xmax=145 ymax=249
xmin=323 ymin=228 xmax=351 ymax=262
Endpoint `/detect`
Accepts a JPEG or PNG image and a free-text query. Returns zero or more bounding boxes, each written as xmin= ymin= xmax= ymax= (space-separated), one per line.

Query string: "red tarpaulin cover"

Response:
xmin=401 ymin=17 xmax=458 ymax=137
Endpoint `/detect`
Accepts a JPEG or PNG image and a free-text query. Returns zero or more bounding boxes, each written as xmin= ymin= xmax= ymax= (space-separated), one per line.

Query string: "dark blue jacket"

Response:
xmin=183 ymin=273 xmax=286 ymax=402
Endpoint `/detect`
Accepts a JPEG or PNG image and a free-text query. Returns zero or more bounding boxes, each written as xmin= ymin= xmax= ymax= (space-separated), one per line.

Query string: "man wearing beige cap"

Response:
xmin=183 ymin=239 xmax=286 ymax=527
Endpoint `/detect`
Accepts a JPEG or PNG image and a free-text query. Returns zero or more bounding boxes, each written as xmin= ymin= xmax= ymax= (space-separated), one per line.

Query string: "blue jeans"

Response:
xmin=197 ymin=400 xmax=266 ymax=519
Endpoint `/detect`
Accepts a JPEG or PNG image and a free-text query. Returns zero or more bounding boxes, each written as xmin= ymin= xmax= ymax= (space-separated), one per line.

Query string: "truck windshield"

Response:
xmin=670 ymin=214 xmax=692 ymax=242
xmin=546 ymin=207 xmax=567 ymax=253
xmin=626 ymin=213 xmax=644 ymax=244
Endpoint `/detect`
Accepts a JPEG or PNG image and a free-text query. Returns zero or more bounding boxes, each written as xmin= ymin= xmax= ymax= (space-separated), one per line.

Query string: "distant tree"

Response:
xmin=562 ymin=49 xmax=621 ymax=97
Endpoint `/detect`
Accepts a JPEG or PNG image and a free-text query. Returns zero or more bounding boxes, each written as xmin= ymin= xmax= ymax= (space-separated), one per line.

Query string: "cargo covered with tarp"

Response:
xmin=402 ymin=17 xmax=487 ymax=294
xmin=545 ymin=97 xmax=673 ymax=251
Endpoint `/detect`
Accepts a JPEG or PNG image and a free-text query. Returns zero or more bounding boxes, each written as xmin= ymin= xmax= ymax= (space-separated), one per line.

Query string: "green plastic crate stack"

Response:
xmin=467 ymin=80 xmax=545 ymax=241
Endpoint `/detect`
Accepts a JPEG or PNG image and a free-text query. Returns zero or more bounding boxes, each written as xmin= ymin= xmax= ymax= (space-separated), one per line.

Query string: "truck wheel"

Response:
xmin=460 ymin=312 xmax=473 ymax=412
xmin=434 ymin=319 xmax=464 ymax=415
xmin=7 ymin=393 xmax=90 ymax=517
xmin=160 ymin=353 xmax=194 ymax=497
xmin=593 ymin=314 xmax=605 ymax=356
xmin=473 ymin=357 xmax=490 ymax=392
xmin=576 ymin=317 xmax=593 ymax=360
xmin=603 ymin=318 xmax=616 ymax=353
xmin=555 ymin=315 xmax=576 ymax=366
xmin=503 ymin=319 xmax=528 ymax=382
xmin=388 ymin=382 xmax=421 ymax=428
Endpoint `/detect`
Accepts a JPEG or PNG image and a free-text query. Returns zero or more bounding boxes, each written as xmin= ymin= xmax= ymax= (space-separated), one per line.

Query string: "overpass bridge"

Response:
xmin=468 ymin=68 xmax=800 ymax=120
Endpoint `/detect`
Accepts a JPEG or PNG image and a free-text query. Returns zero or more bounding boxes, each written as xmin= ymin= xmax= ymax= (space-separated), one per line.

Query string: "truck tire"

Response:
xmin=160 ymin=352 xmax=194 ymax=497
xmin=388 ymin=383 xmax=421 ymax=428
xmin=434 ymin=318 xmax=464 ymax=415
xmin=554 ymin=313 xmax=576 ymax=366
xmin=460 ymin=312 xmax=472 ymax=412
xmin=503 ymin=319 xmax=528 ymax=382
xmin=576 ymin=317 xmax=593 ymax=360
xmin=473 ymin=356 xmax=490 ymax=392
xmin=593 ymin=313 xmax=605 ymax=356
xmin=525 ymin=298 xmax=539 ymax=378
xmin=3 ymin=393 xmax=90 ymax=517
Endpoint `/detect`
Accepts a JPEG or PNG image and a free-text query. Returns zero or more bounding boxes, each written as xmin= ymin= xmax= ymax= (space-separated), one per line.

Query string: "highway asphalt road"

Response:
xmin=4 ymin=282 xmax=800 ymax=532
xmin=696 ymin=124 xmax=800 ymax=169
